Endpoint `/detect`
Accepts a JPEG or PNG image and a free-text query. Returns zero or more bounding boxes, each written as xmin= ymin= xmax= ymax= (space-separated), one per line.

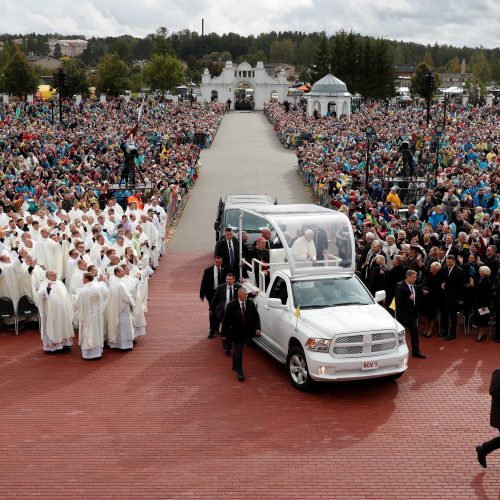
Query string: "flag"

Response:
xmin=294 ymin=306 xmax=301 ymax=318
xmin=125 ymin=96 xmax=146 ymax=138
xmin=389 ymin=299 xmax=396 ymax=311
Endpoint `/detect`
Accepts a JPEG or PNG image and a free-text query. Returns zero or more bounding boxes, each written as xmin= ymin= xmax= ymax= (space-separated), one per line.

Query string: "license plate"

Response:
xmin=362 ymin=361 xmax=378 ymax=370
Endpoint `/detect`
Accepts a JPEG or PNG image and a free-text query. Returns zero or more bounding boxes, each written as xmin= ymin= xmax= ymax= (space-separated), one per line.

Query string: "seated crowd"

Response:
xmin=0 ymin=97 xmax=225 ymax=358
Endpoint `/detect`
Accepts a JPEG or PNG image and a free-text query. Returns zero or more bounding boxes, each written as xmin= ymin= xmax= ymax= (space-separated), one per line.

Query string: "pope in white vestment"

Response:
xmin=291 ymin=229 xmax=317 ymax=263
xmin=74 ymin=275 xmax=110 ymax=360
xmin=38 ymin=271 xmax=74 ymax=352
xmin=105 ymin=267 xmax=135 ymax=350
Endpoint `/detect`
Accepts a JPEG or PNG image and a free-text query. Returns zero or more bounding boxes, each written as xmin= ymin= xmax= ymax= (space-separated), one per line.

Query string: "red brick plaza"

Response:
xmin=1 ymin=250 xmax=499 ymax=499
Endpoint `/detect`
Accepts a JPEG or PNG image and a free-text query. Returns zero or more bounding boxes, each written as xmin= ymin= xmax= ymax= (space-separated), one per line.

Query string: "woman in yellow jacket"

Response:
xmin=386 ymin=187 xmax=401 ymax=210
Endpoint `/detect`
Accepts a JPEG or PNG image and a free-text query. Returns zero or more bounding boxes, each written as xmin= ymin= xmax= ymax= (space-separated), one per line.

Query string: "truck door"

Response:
xmin=264 ymin=276 xmax=293 ymax=354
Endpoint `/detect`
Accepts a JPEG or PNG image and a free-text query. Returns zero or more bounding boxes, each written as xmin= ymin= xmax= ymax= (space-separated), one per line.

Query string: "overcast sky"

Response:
xmin=2 ymin=0 xmax=498 ymax=49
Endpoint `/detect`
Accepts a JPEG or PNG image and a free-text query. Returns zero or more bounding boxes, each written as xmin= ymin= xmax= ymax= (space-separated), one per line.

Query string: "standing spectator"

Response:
xmin=473 ymin=266 xmax=493 ymax=342
xmin=439 ymin=255 xmax=464 ymax=340
xmin=395 ymin=269 xmax=426 ymax=359
xmin=419 ymin=262 xmax=442 ymax=337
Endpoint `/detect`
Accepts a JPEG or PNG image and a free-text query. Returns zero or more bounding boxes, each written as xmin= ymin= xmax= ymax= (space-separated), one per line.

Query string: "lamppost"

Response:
xmin=434 ymin=124 xmax=444 ymax=183
xmin=365 ymin=125 xmax=375 ymax=187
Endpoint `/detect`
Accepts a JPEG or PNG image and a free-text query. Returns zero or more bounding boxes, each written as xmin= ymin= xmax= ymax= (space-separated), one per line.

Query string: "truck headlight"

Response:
xmin=305 ymin=338 xmax=331 ymax=353
xmin=398 ymin=329 xmax=406 ymax=345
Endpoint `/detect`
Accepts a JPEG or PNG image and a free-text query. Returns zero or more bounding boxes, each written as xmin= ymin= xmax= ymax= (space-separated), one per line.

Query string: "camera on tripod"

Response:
xmin=398 ymin=140 xmax=414 ymax=179
xmin=119 ymin=140 xmax=145 ymax=187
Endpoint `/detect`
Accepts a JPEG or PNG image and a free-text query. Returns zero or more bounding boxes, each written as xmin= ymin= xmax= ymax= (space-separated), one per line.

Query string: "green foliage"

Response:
xmin=446 ymin=56 xmax=461 ymax=73
xmin=463 ymin=77 xmax=484 ymax=105
xmin=96 ymin=53 xmax=131 ymax=96
xmin=0 ymin=45 xmax=39 ymax=97
xmin=148 ymin=27 xmax=174 ymax=56
xmin=470 ymin=50 xmax=492 ymax=84
xmin=53 ymin=43 xmax=62 ymax=58
xmin=143 ymin=53 xmax=185 ymax=95
xmin=411 ymin=62 xmax=439 ymax=97
xmin=310 ymin=33 xmax=330 ymax=83
xmin=51 ymin=58 xmax=89 ymax=97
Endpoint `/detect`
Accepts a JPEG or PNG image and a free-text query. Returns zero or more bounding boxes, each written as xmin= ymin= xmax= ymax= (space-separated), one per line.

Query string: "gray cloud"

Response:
xmin=0 ymin=0 xmax=498 ymax=48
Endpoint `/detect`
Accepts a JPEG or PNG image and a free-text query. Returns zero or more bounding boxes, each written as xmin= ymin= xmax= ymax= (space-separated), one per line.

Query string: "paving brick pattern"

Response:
xmin=0 ymin=112 xmax=499 ymax=499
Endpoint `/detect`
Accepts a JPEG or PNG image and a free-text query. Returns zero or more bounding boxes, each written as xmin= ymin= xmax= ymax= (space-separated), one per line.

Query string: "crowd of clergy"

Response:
xmin=0 ymin=196 xmax=166 ymax=359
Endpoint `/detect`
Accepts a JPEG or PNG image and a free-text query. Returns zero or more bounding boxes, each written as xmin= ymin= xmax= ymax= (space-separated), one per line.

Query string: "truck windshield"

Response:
xmin=225 ymin=210 xmax=271 ymax=233
xmin=292 ymin=276 xmax=373 ymax=309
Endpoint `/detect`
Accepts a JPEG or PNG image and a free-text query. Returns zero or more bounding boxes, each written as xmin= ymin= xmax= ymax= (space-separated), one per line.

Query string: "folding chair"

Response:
xmin=0 ymin=296 xmax=17 ymax=335
xmin=17 ymin=295 xmax=40 ymax=332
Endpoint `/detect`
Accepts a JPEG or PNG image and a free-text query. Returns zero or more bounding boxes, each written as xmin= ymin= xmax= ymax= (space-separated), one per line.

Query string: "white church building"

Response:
xmin=306 ymin=73 xmax=352 ymax=118
xmin=201 ymin=61 xmax=289 ymax=110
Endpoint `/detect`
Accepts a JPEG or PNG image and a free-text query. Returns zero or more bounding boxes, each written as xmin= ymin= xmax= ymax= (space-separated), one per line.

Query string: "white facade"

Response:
xmin=306 ymin=74 xmax=352 ymax=118
xmin=201 ymin=61 xmax=289 ymax=110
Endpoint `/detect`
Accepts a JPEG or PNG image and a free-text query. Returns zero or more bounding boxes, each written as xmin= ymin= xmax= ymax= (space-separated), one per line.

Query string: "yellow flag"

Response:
xmin=294 ymin=306 xmax=301 ymax=318
xmin=389 ymin=299 xmax=396 ymax=311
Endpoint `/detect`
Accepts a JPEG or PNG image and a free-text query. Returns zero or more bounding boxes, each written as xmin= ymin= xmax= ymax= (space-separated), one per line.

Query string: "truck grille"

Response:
xmin=332 ymin=331 xmax=397 ymax=357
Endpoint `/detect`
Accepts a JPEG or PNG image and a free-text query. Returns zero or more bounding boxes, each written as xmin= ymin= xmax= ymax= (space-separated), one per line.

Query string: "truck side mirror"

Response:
xmin=374 ymin=290 xmax=386 ymax=303
xmin=267 ymin=298 xmax=288 ymax=310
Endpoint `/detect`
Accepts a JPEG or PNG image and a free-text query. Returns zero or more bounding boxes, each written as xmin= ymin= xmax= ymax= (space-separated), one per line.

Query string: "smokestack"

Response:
xmin=461 ymin=58 xmax=466 ymax=74
xmin=202 ymin=19 xmax=204 ymax=38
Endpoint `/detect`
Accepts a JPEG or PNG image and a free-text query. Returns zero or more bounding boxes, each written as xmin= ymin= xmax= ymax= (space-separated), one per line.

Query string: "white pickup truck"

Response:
xmin=238 ymin=204 xmax=409 ymax=391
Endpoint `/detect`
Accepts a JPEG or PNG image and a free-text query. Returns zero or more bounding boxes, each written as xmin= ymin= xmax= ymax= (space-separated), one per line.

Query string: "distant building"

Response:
xmin=394 ymin=64 xmax=416 ymax=78
xmin=48 ymin=39 xmax=88 ymax=57
xmin=273 ymin=64 xmax=296 ymax=81
xmin=306 ymin=73 xmax=351 ymax=118
xmin=28 ymin=55 xmax=63 ymax=71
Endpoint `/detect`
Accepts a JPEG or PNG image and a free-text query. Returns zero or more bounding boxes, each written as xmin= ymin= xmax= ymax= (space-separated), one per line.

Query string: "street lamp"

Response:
xmin=434 ymin=124 xmax=444 ymax=183
xmin=365 ymin=125 xmax=375 ymax=186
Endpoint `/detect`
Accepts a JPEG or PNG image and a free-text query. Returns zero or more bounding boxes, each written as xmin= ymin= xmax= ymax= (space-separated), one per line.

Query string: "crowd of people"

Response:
xmin=265 ymin=99 xmax=499 ymax=343
xmin=0 ymin=96 xmax=225 ymax=358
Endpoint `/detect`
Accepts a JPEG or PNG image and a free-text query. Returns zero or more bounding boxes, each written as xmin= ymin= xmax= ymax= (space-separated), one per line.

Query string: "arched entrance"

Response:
xmin=211 ymin=90 xmax=218 ymax=102
xmin=234 ymin=81 xmax=255 ymax=110
xmin=327 ymin=101 xmax=337 ymax=117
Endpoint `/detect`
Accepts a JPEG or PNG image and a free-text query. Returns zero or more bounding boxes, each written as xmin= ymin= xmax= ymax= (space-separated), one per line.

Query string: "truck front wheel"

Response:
xmin=287 ymin=346 xmax=314 ymax=391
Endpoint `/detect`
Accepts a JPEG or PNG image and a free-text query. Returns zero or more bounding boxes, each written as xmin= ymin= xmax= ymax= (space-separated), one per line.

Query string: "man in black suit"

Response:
xmin=221 ymin=287 xmax=261 ymax=381
xmin=439 ymin=255 xmax=465 ymax=340
xmin=385 ymin=255 xmax=406 ymax=317
xmin=199 ymin=255 xmax=225 ymax=338
xmin=395 ymin=269 xmax=426 ymax=359
xmin=214 ymin=227 xmax=240 ymax=279
xmin=441 ymin=234 xmax=460 ymax=259
xmin=210 ymin=273 xmax=241 ymax=348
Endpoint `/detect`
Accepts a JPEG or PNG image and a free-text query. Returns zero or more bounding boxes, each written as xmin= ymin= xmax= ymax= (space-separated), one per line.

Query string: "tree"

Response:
xmin=53 ymin=43 xmax=62 ymax=58
xmin=96 ymin=53 xmax=130 ymax=96
xmin=446 ymin=56 xmax=461 ymax=73
xmin=463 ymin=76 xmax=485 ymax=105
xmin=470 ymin=50 xmax=492 ymax=85
xmin=148 ymin=27 xmax=174 ymax=56
xmin=0 ymin=45 xmax=39 ymax=97
xmin=51 ymin=58 xmax=89 ymax=97
xmin=310 ymin=33 xmax=330 ymax=83
xmin=423 ymin=50 xmax=434 ymax=68
xmin=411 ymin=62 xmax=438 ymax=97
xmin=143 ymin=53 xmax=185 ymax=96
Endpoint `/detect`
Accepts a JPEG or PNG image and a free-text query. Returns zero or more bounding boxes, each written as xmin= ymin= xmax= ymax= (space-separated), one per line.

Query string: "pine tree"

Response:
xmin=310 ymin=33 xmax=330 ymax=83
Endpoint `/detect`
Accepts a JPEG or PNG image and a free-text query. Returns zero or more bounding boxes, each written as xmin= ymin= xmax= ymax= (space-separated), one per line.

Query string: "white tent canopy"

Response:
xmin=443 ymin=86 xmax=464 ymax=94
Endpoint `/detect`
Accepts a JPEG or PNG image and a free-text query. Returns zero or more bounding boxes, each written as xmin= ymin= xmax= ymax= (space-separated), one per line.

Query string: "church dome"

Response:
xmin=309 ymin=73 xmax=348 ymax=95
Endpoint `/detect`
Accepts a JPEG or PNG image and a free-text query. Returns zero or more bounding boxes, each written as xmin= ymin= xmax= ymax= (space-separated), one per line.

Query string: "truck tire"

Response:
xmin=286 ymin=346 xmax=314 ymax=391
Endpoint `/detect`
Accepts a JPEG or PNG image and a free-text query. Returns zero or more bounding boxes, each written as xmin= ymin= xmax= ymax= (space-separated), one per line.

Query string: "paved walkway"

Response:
xmin=0 ymin=112 xmax=499 ymax=499
xmin=170 ymin=111 xmax=309 ymax=251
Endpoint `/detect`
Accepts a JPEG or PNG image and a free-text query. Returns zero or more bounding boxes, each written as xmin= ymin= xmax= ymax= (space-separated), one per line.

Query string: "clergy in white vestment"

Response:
xmin=17 ymin=254 xmax=46 ymax=308
xmin=38 ymin=270 xmax=74 ymax=353
xmin=105 ymin=266 xmax=135 ymax=350
xmin=122 ymin=267 xmax=146 ymax=340
xmin=33 ymin=228 xmax=63 ymax=275
xmin=74 ymin=273 xmax=110 ymax=360
xmin=291 ymin=229 xmax=317 ymax=263
xmin=69 ymin=259 xmax=88 ymax=300
xmin=65 ymin=249 xmax=80 ymax=289
xmin=0 ymin=255 xmax=21 ymax=311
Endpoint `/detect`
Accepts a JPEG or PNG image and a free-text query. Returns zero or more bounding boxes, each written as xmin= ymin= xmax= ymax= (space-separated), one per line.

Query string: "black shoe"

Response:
xmin=224 ymin=350 xmax=231 ymax=356
xmin=208 ymin=332 xmax=215 ymax=339
xmin=476 ymin=444 xmax=487 ymax=468
xmin=237 ymin=374 xmax=245 ymax=382
xmin=437 ymin=333 xmax=446 ymax=338
xmin=444 ymin=335 xmax=456 ymax=341
xmin=412 ymin=351 xmax=427 ymax=359
xmin=494 ymin=338 xmax=500 ymax=344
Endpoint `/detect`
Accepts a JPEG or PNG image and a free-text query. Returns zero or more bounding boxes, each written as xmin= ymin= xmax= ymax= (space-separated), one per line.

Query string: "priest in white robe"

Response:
xmin=105 ymin=266 xmax=135 ymax=350
xmin=38 ymin=270 xmax=74 ymax=353
xmin=74 ymin=273 xmax=110 ymax=360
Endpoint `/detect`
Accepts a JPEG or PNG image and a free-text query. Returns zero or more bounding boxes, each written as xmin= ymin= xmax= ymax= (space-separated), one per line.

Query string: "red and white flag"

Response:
xmin=125 ymin=96 xmax=146 ymax=138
